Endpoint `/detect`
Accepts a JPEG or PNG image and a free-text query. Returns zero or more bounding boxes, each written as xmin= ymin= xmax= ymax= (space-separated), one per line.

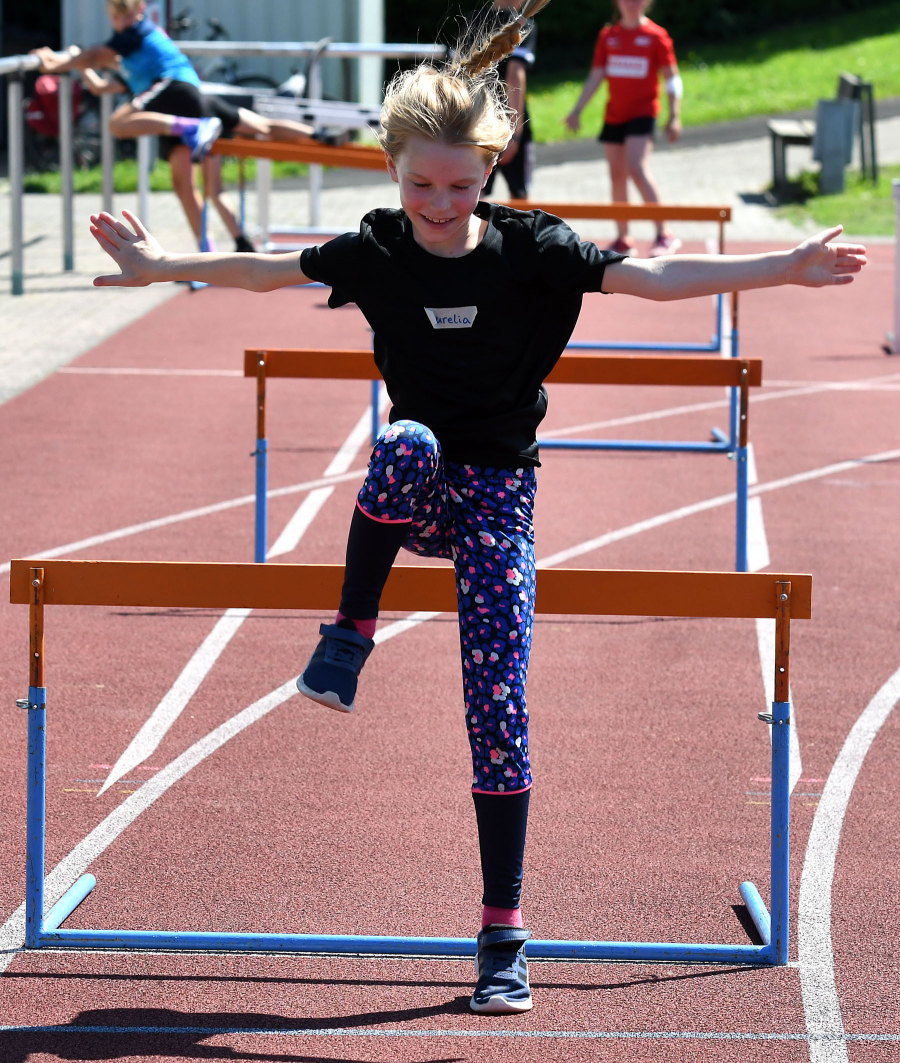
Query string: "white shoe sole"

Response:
xmin=191 ymin=118 xmax=223 ymax=162
xmin=295 ymin=675 xmax=354 ymax=713
xmin=469 ymin=994 xmax=533 ymax=1014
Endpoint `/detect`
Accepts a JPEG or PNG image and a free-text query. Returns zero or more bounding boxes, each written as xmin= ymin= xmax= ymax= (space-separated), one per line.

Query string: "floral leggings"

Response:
xmin=357 ymin=420 xmax=537 ymax=794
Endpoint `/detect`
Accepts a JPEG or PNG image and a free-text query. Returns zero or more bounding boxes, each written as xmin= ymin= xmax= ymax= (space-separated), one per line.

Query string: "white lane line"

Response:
xmin=0 ymin=682 xmax=299 ymax=974
xmin=799 ymin=665 xmax=900 ymax=1063
xmin=0 ymin=468 xmax=367 ymax=579
xmin=98 ymin=399 xmax=380 ymax=791
xmin=1 ymin=1025 xmax=899 ymax=1042
xmin=267 ymin=387 xmax=383 ymax=560
xmin=97 ymin=608 xmax=252 ymax=796
xmin=3 ymin=447 xmax=897 ymax=970
xmin=58 ymin=367 xmax=244 ymax=377
xmin=746 ymin=443 xmax=802 ymax=794
xmin=542 ymin=371 xmax=900 ymax=441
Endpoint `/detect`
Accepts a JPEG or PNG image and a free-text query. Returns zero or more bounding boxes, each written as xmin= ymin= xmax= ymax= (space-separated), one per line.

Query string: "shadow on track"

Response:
xmin=0 ymin=1007 xmax=468 ymax=1062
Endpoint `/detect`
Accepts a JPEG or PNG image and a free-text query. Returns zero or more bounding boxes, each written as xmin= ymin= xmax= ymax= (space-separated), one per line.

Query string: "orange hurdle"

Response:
xmin=11 ymin=556 xmax=807 ymax=964
xmin=243 ymin=348 xmax=761 ymax=569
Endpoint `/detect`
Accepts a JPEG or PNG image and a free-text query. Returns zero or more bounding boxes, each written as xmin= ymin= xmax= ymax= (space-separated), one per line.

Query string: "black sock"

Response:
xmin=235 ymin=233 xmax=255 ymax=252
xmin=472 ymin=789 xmax=530 ymax=910
xmin=338 ymin=505 xmax=410 ymax=621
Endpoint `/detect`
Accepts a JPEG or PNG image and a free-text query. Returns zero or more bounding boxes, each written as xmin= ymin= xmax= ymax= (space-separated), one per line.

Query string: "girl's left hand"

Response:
xmin=665 ymin=116 xmax=681 ymax=143
xmin=788 ymin=226 xmax=867 ymax=287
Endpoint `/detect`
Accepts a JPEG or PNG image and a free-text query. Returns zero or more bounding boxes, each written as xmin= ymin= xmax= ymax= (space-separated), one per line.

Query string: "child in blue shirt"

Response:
xmin=35 ymin=0 xmax=315 ymax=251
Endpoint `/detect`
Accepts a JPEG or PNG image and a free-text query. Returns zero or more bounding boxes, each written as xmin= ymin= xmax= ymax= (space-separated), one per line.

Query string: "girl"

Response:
xmin=88 ymin=0 xmax=865 ymax=1016
xmin=35 ymin=0 xmax=315 ymax=252
xmin=565 ymin=0 xmax=682 ymax=257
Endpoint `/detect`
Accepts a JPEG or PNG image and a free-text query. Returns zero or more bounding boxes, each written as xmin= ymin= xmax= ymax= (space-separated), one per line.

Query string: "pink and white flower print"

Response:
xmin=357 ymin=420 xmax=536 ymax=793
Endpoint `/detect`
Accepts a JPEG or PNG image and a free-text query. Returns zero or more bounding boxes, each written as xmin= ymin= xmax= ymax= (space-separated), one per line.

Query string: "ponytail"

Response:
xmin=379 ymin=0 xmax=552 ymax=160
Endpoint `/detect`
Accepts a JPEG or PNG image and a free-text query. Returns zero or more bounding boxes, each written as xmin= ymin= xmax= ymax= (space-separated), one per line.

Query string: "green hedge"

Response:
xmin=387 ymin=0 xmax=893 ymax=64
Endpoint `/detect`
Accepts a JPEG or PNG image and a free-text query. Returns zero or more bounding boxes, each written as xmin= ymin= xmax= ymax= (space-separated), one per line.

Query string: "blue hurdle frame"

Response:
xmin=250 ymin=335 xmax=752 ymax=572
xmin=16 ymin=563 xmax=793 ymax=965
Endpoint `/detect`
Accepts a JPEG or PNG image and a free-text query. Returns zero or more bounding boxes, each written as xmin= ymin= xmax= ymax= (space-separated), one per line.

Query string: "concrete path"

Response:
xmin=2 ymin=114 xmax=898 ymax=405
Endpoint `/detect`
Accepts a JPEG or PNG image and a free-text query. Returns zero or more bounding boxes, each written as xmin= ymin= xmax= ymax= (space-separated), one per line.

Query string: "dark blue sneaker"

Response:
xmin=296 ymin=621 xmax=374 ymax=713
xmin=182 ymin=116 xmax=222 ymax=162
xmin=470 ymin=925 xmax=533 ymax=1014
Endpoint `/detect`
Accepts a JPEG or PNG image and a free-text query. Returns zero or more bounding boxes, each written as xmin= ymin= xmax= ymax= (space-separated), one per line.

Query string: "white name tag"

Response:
xmin=607 ymin=54 xmax=650 ymax=79
xmin=425 ymin=306 xmax=478 ymax=329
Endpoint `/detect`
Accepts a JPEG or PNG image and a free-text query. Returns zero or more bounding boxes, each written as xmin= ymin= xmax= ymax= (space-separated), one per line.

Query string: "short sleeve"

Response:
xmin=591 ymin=28 xmax=607 ymax=69
xmin=530 ymin=212 xmax=626 ymax=294
xmin=105 ymin=27 xmax=142 ymax=57
xmin=299 ymin=232 xmax=362 ymax=308
xmin=655 ymin=28 xmax=676 ymax=70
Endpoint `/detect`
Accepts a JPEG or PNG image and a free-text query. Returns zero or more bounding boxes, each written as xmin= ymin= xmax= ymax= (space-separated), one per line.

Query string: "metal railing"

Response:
xmin=2 ymin=42 xmax=445 ymax=295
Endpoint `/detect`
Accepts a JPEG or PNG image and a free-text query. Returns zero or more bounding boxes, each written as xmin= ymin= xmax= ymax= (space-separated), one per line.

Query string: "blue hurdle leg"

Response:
xmin=735 ymin=445 xmax=749 ymax=572
xmin=25 ymin=687 xmax=47 ymax=948
xmin=770 ymin=699 xmax=791 ymax=964
xmin=44 ymin=875 xmax=96 ymax=932
xmin=254 ymin=438 xmax=268 ymax=563
xmin=371 ymin=380 xmax=380 ymax=445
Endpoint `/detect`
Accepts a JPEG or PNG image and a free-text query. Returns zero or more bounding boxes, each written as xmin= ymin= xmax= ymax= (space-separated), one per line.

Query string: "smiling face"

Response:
xmin=386 ymin=136 xmax=495 ymax=257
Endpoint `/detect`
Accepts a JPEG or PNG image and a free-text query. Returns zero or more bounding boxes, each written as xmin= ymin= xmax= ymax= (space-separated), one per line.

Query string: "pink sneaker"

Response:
xmin=649 ymin=233 xmax=682 ymax=257
xmin=607 ymin=235 xmax=637 ymax=256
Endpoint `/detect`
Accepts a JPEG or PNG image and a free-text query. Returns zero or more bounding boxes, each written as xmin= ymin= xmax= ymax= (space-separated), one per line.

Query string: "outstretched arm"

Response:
xmin=601 ymin=227 xmax=866 ymax=300
xmin=90 ymin=211 xmax=312 ymax=291
xmin=33 ymin=44 xmax=119 ymax=74
xmin=565 ymin=67 xmax=605 ymax=133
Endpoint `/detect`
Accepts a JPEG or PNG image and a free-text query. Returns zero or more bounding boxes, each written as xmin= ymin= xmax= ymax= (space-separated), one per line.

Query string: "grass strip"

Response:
xmin=529 ymin=1 xmax=900 ymax=143
xmin=778 ymin=165 xmax=899 ymax=235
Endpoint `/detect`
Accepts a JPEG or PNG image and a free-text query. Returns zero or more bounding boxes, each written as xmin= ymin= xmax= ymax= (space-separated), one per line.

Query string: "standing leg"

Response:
xmin=603 ymin=141 xmax=630 ymax=240
xmin=449 ymin=464 xmax=537 ymax=1014
xmin=201 ymin=155 xmax=255 ymax=249
xmin=167 ymin=145 xmax=204 ymax=243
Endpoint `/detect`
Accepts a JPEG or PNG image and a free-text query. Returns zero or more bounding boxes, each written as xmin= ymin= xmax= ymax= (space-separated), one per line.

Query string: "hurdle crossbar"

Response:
xmin=12 ymin=558 xmax=806 ymax=965
xmin=244 ymin=349 xmax=761 ymax=571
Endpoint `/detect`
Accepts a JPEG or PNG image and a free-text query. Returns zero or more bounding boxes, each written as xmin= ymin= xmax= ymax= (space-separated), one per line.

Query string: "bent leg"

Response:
xmin=234 ymin=108 xmax=314 ymax=142
xmin=109 ymin=102 xmax=179 ymax=139
xmin=625 ymin=134 xmax=670 ymax=235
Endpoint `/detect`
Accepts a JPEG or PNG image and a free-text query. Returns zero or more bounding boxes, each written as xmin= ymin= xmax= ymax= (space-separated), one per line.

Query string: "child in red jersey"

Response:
xmin=565 ymin=0 xmax=682 ymax=257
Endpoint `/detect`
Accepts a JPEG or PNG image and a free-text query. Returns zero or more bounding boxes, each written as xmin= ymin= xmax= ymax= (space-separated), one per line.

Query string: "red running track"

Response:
xmin=0 ymin=243 xmax=898 ymax=1062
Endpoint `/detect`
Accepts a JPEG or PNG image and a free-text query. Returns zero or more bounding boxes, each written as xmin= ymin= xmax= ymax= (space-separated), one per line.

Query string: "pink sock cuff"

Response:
xmin=355 ymin=499 xmax=413 ymax=525
xmin=335 ymin=612 xmax=377 ymax=640
xmin=482 ymin=905 xmax=523 ymax=929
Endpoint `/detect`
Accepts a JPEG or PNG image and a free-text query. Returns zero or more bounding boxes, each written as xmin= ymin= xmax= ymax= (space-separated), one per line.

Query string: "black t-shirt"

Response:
xmin=300 ymin=201 xmax=625 ymax=467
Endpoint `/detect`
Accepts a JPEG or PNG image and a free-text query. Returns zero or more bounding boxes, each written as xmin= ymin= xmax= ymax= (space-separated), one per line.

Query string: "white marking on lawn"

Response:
xmin=799 ymin=665 xmax=900 ymax=1063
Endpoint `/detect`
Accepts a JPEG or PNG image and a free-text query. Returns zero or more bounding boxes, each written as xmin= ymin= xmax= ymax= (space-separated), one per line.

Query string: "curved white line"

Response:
xmin=799 ymin=665 xmax=900 ymax=1063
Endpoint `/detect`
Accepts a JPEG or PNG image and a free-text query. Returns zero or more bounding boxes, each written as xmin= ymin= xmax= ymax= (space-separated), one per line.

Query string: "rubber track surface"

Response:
xmin=0 ymin=243 xmax=898 ymax=1062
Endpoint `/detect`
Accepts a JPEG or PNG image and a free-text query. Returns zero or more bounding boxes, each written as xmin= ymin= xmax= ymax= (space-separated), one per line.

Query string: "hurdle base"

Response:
xmin=30 ymin=925 xmax=776 ymax=964
xmin=710 ymin=426 xmax=729 ymax=445
xmin=44 ymin=874 xmax=96 ymax=932
xmin=539 ymin=438 xmax=732 ymax=455
xmin=738 ymin=880 xmax=772 ymax=946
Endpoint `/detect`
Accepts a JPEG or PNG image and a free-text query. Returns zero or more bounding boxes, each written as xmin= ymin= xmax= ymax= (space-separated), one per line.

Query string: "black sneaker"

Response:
xmin=234 ymin=234 xmax=255 ymax=253
xmin=296 ymin=620 xmax=374 ymax=713
xmin=470 ymin=925 xmax=533 ymax=1014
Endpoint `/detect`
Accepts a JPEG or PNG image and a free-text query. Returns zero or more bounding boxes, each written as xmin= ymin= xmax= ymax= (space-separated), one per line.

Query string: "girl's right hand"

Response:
xmin=90 ymin=210 xmax=166 ymax=287
xmin=564 ymin=111 xmax=581 ymax=133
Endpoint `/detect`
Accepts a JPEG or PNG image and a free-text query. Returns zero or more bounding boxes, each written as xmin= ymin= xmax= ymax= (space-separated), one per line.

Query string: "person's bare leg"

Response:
xmin=625 ymin=135 xmax=670 ymax=237
xmin=202 ymin=156 xmax=243 ymax=239
xmin=109 ymin=101 xmax=180 ymax=139
xmin=234 ymin=108 xmax=315 ymax=142
xmin=603 ymin=141 xmax=629 ymax=239
xmin=168 ymin=145 xmax=204 ymax=241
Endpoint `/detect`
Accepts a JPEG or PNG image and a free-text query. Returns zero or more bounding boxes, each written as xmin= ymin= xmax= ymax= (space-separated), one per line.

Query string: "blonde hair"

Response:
xmin=379 ymin=0 xmax=552 ymax=160
xmin=106 ymin=0 xmax=144 ymax=13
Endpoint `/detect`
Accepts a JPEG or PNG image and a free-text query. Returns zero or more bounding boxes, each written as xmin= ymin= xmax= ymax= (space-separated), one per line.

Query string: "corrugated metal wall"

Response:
xmin=62 ymin=0 xmax=385 ymax=101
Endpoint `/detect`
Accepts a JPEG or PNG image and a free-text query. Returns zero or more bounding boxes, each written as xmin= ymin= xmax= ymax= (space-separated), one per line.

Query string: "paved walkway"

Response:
xmin=2 ymin=115 xmax=898 ymax=405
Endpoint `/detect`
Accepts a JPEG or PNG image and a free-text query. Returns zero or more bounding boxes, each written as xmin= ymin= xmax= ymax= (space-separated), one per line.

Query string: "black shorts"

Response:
xmin=598 ymin=115 xmax=656 ymax=144
xmin=132 ymin=79 xmax=241 ymax=161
